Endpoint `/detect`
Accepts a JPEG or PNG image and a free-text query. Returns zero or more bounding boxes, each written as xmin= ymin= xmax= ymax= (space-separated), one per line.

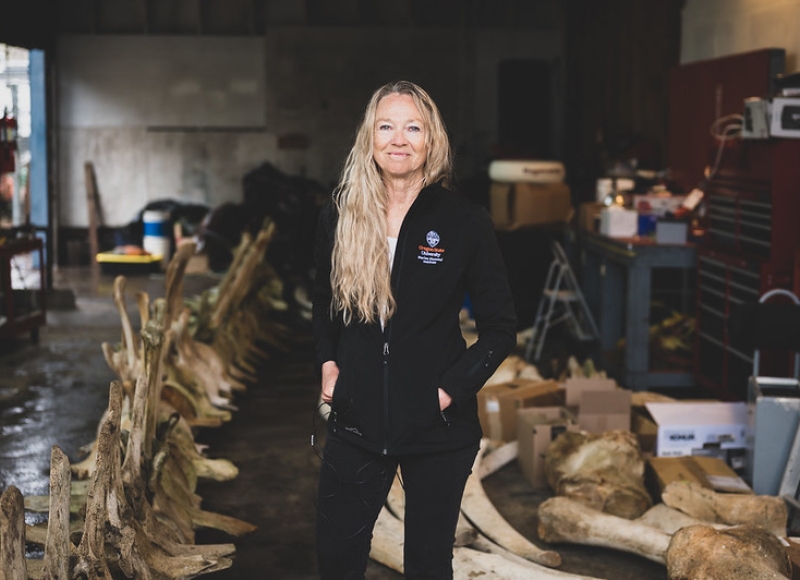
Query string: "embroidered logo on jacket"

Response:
xmin=418 ymin=230 xmax=445 ymax=265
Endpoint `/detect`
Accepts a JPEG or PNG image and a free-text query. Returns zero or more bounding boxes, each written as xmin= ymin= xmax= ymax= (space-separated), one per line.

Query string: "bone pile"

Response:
xmin=371 ymin=430 xmax=794 ymax=579
xmin=456 ymin=354 xmax=794 ymax=580
xmin=0 ymin=221 xmax=285 ymax=579
xmin=544 ymin=429 xmax=653 ymax=519
xmin=370 ymin=439 xmax=603 ymax=580
xmin=535 ymin=432 xmax=792 ymax=580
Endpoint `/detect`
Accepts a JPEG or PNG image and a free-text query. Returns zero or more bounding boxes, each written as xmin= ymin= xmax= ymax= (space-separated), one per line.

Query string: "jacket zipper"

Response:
xmin=382 ymin=242 xmax=402 ymax=454
xmin=381 ymin=188 xmax=421 ymax=455
xmin=467 ymin=349 xmax=495 ymax=376
xmin=382 ymin=337 xmax=390 ymax=455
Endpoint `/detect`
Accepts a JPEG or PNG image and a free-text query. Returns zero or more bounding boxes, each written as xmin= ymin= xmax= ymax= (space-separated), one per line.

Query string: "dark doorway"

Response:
xmin=497 ymin=59 xmax=552 ymax=159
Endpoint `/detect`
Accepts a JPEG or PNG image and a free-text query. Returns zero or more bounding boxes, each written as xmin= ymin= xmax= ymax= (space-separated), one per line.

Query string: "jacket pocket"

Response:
xmin=418 ymin=387 xmax=449 ymax=442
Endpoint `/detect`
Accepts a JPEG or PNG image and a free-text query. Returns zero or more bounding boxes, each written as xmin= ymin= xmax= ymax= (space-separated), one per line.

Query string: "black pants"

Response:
xmin=316 ymin=433 xmax=479 ymax=580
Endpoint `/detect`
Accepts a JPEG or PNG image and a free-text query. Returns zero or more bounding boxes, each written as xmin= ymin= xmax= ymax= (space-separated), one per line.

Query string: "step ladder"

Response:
xmin=525 ymin=240 xmax=599 ymax=362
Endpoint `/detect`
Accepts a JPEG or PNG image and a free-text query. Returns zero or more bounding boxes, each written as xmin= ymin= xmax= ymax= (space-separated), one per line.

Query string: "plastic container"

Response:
xmin=142 ymin=209 xmax=172 ymax=263
xmin=488 ymin=160 xmax=565 ymax=184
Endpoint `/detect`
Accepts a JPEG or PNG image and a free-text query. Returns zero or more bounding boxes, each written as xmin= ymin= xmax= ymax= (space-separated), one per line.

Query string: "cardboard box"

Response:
xmin=578 ymin=388 xmax=632 ymax=433
xmin=644 ymin=401 xmax=749 ymax=458
xmin=564 ymin=377 xmax=619 ymax=408
xmin=599 ymin=206 xmax=638 ymax=238
xmin=561 ymin=377 xmax=632 ymax=434
xmin=646 ymin=455 xmax=752 ymax=503
xmin=578 ymin=202 xmax=604 ymax=232
xmin=517 ymin=406 xmax=577 ymax=489
xmin=477 ymin=380 xmax=564 ymax=442
xmin=631 ymin=391 xmax=678 ymax=454
xmin=631 ymin=405 xmax=659 ymax=454
xmin=689 ymin=455 xmax=752 ymax=493
xmin=489 ymin=182 xmax=573 ymax=230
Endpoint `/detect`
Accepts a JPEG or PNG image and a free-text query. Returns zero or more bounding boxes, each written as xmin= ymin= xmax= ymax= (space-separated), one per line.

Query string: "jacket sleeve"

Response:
xmin=439 ymin=206 xmax=517 ymax=403
xmin=312 ymin=200 xmax=341 ymax=378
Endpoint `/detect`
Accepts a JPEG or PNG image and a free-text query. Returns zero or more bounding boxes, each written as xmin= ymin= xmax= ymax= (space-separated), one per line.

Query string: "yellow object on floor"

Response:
xmin=95 ymin=251 xmax=163 ymax=264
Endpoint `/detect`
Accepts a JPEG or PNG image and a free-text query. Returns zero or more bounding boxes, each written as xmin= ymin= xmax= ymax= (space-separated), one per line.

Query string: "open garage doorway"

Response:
xmin=0 ymin=44 xmax=50 ymax=340
xmin=0 ymin=44 xmax=47 ymax=239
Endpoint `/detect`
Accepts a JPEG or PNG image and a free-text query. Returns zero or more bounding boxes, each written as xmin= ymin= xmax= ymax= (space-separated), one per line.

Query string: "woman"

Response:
xmin=313 ymin=80 xmax=517 ymax=579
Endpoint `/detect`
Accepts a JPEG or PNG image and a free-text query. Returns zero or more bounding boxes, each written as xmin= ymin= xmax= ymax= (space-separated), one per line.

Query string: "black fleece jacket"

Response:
xmin=312 ymin=183 xmax=517 ymax=455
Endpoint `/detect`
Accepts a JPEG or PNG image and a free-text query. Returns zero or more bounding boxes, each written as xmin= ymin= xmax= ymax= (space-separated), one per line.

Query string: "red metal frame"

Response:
xmin=694 ymin=140 xmax=800 ymax=400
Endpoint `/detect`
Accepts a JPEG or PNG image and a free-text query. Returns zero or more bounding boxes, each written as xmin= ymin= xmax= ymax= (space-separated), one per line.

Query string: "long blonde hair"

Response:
xmin=331 ymin=80 xmax=452 ymax=325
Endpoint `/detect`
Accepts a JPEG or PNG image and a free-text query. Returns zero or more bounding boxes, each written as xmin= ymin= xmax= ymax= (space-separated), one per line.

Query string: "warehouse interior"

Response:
xmin=3 ymin=0 xmax=800 ymax=578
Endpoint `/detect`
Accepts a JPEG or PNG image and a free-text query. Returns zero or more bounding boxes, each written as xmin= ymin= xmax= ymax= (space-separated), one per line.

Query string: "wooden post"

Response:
xmin=84 ymin=161 xmax=100 ymax=279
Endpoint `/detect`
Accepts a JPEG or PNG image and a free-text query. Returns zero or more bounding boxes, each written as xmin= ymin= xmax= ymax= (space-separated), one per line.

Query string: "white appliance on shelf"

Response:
xmin=770 ymin=97 xmax=800 ymax=138
xmin=742 ymin=97 xmax=771 ymax=139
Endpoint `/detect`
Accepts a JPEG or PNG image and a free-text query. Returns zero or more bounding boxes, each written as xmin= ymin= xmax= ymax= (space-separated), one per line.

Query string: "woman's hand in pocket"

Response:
xmin=321 ymin=361 xmax=339 ymax=404
xmin=438 ymin=388 xmax=452 ymax=412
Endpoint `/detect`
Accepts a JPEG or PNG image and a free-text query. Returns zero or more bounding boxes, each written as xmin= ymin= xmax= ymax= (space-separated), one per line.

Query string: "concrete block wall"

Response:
xmin=57 ymin=28 xmax=563 ymax=228
xmin=57 ymin=35 xmax=271 ymax=227
xmin=681 ymin=0 xmax=800 ymax=71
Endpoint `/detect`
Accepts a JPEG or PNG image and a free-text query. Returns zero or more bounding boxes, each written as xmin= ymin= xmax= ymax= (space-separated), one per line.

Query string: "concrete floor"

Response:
xmin=0 ymin=266 xmax=668 ymax=579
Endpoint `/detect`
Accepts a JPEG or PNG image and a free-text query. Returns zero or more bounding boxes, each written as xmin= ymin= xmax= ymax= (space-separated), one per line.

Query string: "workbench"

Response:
xmin=575 ymin=230 xmax=697 ymax=391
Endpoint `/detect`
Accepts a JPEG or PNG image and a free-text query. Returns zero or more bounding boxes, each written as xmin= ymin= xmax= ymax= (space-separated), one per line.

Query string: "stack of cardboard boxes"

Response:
xmin=478 ymin=376 xmax=753 ymax=500
xmin=487 ymin=159 xmax=573 ymax=230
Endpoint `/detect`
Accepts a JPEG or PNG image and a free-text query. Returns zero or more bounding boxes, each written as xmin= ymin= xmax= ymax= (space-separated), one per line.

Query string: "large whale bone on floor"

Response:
xmin=477 ymin=439 xmax=518 ymax=480
xmin=634 ymin=502 xmax=730 ymax=535
xmin=72 ymin=381 xmax=145 ymax=579
xmin=209 ymin=222 xmax=275 ymax=330
xmin=73 ymin=325 xmax=239 ymax=579
xmin=661 ymin=481 xmax=787 ymax=538
xmin=665 ymin=524 xmax=792 ymax=580
xmin=534 ymin=498 xmax=733 ymax=566
xmin=385 ymin=440 xmax=525 ymax=552
xmin=544 ymin=429 xmax=652 ymax=519
xmin=372 ymin=506 xmax=605 ymax=580
xmin=162 ymin=309 xmax=234 ymax=420
xmin=136 ymin=322 xmax=255 ymax=541
xmin=461 ymin=439 xmax=562 ymax=568
xmin=537 ymin=496 xmax=671 ymax=565
xmin=101 ymin=275 xmax=144 ymax=401
xmin=162 ymin=242 xmax=244 ymax=401
xmin=384 ymin=470 xmax=478 ymax=547
xmin=377 ymin=438 xmax=563 ymax=572
xmin=189 ymin=221 xmax=288 ymax=379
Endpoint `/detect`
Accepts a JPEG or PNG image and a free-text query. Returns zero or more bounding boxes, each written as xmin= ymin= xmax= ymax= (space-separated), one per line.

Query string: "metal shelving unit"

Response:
xmin=0 ymin=236 xmax=46 ymax=343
